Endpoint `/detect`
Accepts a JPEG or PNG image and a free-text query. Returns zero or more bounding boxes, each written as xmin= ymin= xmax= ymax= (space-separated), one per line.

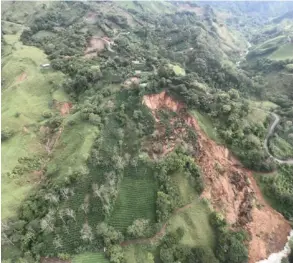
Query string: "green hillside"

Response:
xmin=2 ymin=1 xmax=293 ymax=263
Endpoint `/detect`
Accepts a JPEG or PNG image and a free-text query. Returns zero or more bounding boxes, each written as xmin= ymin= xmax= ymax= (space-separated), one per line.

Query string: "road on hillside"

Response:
xmin=237 ymin=41 xmax=293 ymax=164
xmin=264 ymin=112 xmax=293 ymax=164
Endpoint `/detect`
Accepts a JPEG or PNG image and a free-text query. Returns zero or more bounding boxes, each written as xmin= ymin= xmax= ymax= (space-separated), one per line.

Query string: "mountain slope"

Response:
xmin=1 ymin=1 xmax=293 ymax=263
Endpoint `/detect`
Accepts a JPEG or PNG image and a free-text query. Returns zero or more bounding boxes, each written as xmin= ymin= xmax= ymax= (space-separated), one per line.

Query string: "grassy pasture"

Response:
xmin=48 ymin=117 xmax=99 ymax=182
xmin=72 ymin=252 xmax=109 ymax=263
xmin=269 ymin=43 xmax=293 ymax=60
xmin=1 ymin=33 xmax=68 ymax=220
xmin=269 ymin=136 xmax=293 ymax=159
xmin=191 ymin=110 xmax=223 ymax=144
xmin=123 ymin=245 xmax=156 ymax=263
xmin=168 ymin=172 xmax=215 ymax=250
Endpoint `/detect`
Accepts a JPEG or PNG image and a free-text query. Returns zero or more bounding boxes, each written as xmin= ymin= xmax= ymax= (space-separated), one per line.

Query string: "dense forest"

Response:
xmin=1 ymin=1 xmax=293 ymax=263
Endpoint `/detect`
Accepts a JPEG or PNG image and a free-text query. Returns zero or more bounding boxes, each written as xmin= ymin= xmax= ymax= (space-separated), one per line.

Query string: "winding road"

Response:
xmin=264 ymin=112 xmax=293 ymax=164
xmin=236 ymin=42 xmax=293 ymax=164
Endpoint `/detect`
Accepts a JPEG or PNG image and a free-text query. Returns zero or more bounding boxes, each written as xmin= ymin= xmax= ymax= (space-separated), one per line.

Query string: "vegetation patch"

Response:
xmin=169 ymin=64 xmax=186 ymax=76
xmin=269 ymin=135 xmax=293 ymax=160
xmin=255 ymin=165 xmax=293 ymax=220
xmin=269 ymin=43 xmax=293 ymax=60
xmin=191 ymin=110 xmax=222 ymax=144
xmin=1 ymin=33 xmax=68 ymax=219
xmin=72 ymin=252 xmax=109 ymax=263
xmin=168 ymin=172 xmax=215 ymax=248
xmin=108 ymin=170 xmax=158 ymax=232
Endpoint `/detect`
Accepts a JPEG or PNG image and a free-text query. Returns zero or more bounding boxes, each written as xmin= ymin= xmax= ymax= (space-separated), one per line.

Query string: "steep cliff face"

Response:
xmin=143 ymin=91 xmax=291 ymax=263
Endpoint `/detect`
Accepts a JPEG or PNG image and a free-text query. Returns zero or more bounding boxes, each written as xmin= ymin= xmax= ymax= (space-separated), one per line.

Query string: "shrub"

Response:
xmin=42 ymin=111 xmax=53 ymax=118
xmin=1 ymin=127 xmax=14 ymax=141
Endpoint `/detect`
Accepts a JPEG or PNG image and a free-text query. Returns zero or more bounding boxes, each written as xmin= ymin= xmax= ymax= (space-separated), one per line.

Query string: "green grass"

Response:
xmin=1 ymin=33 xmax=68 ymax=220
xmin=2 ymin=175 xmax=36 ymax=219
xmin=1 ymin=20 xmax=23 ymax=35
xmin=123 ymin=245 xmax=155 ymax=263
xmin=49 ymin=117 xmax=99 ymax=182
xmin=191 ymin=110 xmax=223 ymax=144
xmin=116 ymin=1 xmax=175 ymax=13
xmin=247 ymin=100 xmax=276 ymax=124
xmin=1 ymin=1 xmax=51 ymax=24
xmin=249 ymin=100 xmax=278 ymax=111
xmin=108 ymin=169 xmax=158 ymax=232
xmin=168 ymin=172 xmax=215 ymax=249
xmin=269 ymin=136 xmax=293 ymax=159
xmin=116 ymin=1 xmax=137 ymax=10
xmin=72 ymin=252 xmax=109 ymax=263
xmin=269 ymin=43 xmax=293 ymax=61
xmin=248 ymin=35 xmax=287 ymax=58
xmin=169 ymin=64 xmax=186 ymax=76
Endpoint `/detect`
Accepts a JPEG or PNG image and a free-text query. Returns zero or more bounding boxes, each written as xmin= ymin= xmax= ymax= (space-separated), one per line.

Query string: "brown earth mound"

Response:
xmin=142 ymin=91 xmax=291 ymax=263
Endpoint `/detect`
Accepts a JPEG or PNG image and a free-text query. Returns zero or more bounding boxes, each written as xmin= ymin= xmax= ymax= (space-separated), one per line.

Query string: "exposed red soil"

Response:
xmin=54 ymin=101 xmax=73 ymax=116
xmin=142 ymin=91 xmax=291 ymax=263
xmin=121 ymin=203 xmax=193 ymax=246
xmin=60 ymin=102 xmax=72 ymax=116
xmin=41 ymin=101 xmax=71 ymax=155
xmin=17 ymin=72 xmax=27 ymax=82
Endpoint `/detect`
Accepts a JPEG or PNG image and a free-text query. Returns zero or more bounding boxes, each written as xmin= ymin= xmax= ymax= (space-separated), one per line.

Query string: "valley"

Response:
xmin=1 ymin=1 xmax=293 ymax=263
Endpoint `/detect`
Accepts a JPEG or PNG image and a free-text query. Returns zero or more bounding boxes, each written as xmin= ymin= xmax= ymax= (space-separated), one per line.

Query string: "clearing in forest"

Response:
xmin=269 ymin=43 xmax=293 ymax=60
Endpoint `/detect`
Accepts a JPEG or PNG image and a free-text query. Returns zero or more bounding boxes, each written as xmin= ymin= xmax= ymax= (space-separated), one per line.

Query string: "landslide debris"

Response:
xmin=143 ymin=91 xmax=291 ymax=263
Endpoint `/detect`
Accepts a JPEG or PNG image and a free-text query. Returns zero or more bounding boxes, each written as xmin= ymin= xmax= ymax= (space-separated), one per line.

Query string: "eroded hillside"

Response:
xmin=143 ymin=91 xmax=291 ymax=263
xmin=2 ymin=1 xmax=293 ymax=263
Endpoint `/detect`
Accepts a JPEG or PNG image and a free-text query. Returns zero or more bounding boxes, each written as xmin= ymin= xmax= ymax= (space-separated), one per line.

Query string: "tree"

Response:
xmin=1 ymin=127 xmax=14 ymax=141
xmin=40 ymin=209 xmax=56 ymax=234
xmin=127 ymin=219 xmax=150 ymax=238
xmin=107 ymin=245 xmax=124 ymax=263
xmin=156 ymin=191 xmax=172 ymax=222
xmin=80 ymin=223 xmax=94 ymax=243
xmin=53 ymin=235 xmax=63 ymax=249
xmin=160 ymin=248 xmax=175 ymax=263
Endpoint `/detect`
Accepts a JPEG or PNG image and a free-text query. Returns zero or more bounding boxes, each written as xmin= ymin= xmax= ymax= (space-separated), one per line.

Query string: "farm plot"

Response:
xmin=108 ymin=166 xmax=158 ymax=232
xmin=72 ymin=252 xmax=109 ymax=263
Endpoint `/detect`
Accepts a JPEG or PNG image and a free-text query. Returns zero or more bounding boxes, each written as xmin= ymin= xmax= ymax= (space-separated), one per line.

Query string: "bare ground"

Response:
xmin=84 ymin=37 xmax=106 ymax=58
xmin=142 ymin=91 xmax=291 ymax=263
